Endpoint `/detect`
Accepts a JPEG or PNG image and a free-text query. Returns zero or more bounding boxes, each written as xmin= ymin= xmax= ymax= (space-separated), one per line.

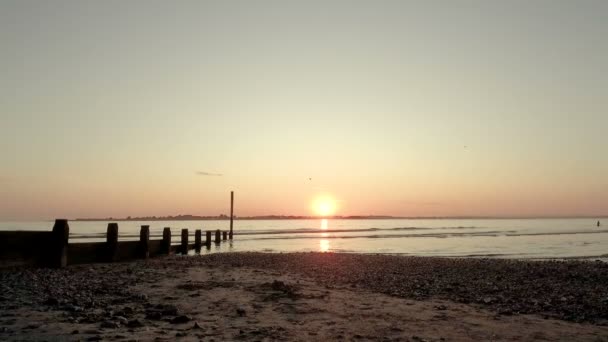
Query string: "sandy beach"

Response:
xmin=1 ymin=253 xmax=607 ymax=341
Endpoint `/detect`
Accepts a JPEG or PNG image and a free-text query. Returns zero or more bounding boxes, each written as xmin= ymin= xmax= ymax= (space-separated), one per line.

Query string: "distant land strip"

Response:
xmin=74 ymin=215 xmax=399 ymax=221
xmin=73 ymin=215 xmax=608 ymax=221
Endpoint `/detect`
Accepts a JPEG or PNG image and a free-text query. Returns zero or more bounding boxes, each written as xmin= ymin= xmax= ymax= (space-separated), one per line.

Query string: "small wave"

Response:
xmin=505 ymin=229 xmax=608 ymax=237
xmin=241 ymin=230 xmax=514 ymax=241
xmin=235 ymin=226 xmax=484 ymax=236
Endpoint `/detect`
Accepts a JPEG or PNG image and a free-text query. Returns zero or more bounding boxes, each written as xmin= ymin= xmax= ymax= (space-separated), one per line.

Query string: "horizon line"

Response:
xmin=68 ymin=213 xmax=608 ymax=221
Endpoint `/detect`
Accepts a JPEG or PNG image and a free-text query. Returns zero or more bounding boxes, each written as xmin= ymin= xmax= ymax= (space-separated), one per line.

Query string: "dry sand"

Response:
xmin=1 ymin=253 xmax=607 ymax=341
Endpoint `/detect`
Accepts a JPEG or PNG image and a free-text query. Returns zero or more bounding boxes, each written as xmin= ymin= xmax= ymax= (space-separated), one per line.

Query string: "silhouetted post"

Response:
xmin=215 ymin=229 xmax=221 ymax=244
xmin=139 ymin=225 xmax=150 ymax=259
xmin=205 ymin=231 xmax=212 ymax=249
xmin=51 ymin=219 xmax=69 ymax=268
xmin=229 ymin=191 xmax=234 ymax=239
xmin=162 ymin=227 xmax=171 ymax=254
xmin=195 ymin=229 xmax=202 ymax=251
xmin=222 ymin=231 xmax=227 ymax=241
xmin=106 ymin=223 xmax=119 ymax=262
xmin=181 ymin=229 xmax=188 ymax=255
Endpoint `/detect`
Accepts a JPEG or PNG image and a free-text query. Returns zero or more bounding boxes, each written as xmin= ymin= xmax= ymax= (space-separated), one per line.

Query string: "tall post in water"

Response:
xmin=139 ymin=225 xmax=150 ymax=259
xmin=181 ymin=229 xmax=189 ymax=255
xmin=51 ymin=219 xmax=69 ymax=268
xmin=205 ymin=231 xmax=212 ymax=249
xmin=106 ymin=223 xmax=119 ymax=262
xmin=229 ymin=191 xmax=234 ymax=240
xmin=215 ymin=229 xmax=221 ymax=244
xmin=162 ymin=227 xmax=172 ymax=254
xmin=194 ymin=229 xmax=202 ymax=252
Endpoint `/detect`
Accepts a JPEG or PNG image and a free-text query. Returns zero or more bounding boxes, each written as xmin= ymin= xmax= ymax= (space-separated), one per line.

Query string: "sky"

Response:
xmin=1 ymin=0 xmax=607 ymax=220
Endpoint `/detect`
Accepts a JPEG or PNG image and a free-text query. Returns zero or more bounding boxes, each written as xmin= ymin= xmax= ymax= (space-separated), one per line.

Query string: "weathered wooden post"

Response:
xmin=195 ymin=229 xmax=202 ymax=251
xmin=106 ymin=223 xmax=119 ymax=262
xmin=205 ymin=230 xmax=212 ymax=249
xmin=222 ymin=231 xmax=228 ymax=241
xmin=229 ymin=191 xmax=234 ymax=240
xmin=51 ymin=219 xmax=69 ymax=268
xmin=181 ymin=229 xmax=188 ymax=254
xmin=140 ymin=225 xmax=150 ymax=259
xmin=162 ymin=227 xmax=171 ymax=254
xmin=215 ymin=229 xmax=221 ymax=244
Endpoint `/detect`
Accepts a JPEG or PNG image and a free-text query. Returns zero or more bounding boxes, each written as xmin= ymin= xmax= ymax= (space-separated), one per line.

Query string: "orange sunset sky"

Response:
xmin=1 ymin=1 xmax=607 ymax=220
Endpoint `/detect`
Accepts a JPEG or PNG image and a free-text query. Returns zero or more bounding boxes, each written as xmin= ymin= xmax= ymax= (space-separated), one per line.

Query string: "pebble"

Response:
xmin=43 ymin=297 xmax=59 ymax=306
xmin=101 ymin=321 xmax=120 ymax=329
xmin=114 ymin=316 xmax=128 ymax=325
xmin=127 ymin=319 xmax=145 ymax=328
xmin=158 ymin=304 xmax=180 ymax=316
xmin=170 ymin=315 xmax=192 ymax=324
xmin=146 ymin=311 xmax=163 ymax=320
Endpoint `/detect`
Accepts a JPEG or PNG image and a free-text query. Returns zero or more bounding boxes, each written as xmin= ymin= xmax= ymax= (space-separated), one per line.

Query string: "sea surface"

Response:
xmin=1 ymin=218 xmax=607 ymax=259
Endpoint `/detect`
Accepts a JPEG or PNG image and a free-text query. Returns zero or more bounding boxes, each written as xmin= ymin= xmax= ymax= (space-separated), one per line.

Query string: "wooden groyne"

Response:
xmin=0 ymin=219 xmax=234 ymax=268
xmin=0 ymin=192 xmax=236 ymax=268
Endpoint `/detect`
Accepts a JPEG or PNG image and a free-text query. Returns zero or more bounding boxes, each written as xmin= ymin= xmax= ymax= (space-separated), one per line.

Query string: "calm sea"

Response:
xmin=1 ymin=218 xmax=606 ymax=260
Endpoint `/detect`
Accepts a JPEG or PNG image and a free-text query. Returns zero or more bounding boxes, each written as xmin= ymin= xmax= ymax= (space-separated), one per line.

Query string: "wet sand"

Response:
xmin=1 ymin=253 xmax=607 ymax=341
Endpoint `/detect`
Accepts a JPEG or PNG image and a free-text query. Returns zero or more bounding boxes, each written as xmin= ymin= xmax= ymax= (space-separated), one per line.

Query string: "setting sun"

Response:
xmin=312 ymin=196 xmax=337 ymax=217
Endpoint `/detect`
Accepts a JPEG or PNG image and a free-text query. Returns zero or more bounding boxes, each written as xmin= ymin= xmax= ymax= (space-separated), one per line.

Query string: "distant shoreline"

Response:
xmin=73 ymin=215 xmax=608 ymax=222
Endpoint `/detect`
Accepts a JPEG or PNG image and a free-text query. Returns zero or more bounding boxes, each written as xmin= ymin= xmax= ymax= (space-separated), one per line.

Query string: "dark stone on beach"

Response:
xmin=170 ymin=315 xmax=192 ymax=324
xmin=158 ymin=304 xmax=180 ymax=316
xmin=434 ymin=305 xmax=447 ymax=311
xmin=175 ymin=332 xmax=188 ymax=337
xmin=114 ymin=316 xmax=128 ymax=325
xmin=83 ymin=329 xmax=103 ymax=334
xmin=146 ymin=311 xmax=163 ymax=320
xmin=132 ymin=294 xmax=148 ymax=301
xmin=127 ymin=319 xmax=144 ymax=328
xmin=43 ymin=297 xmax=59 ymax=306
xmin=87 ymin=336 xmax=102 ymax=341
xmin=192 ymin=321 xmax=203 ymax=330
xmin=236 ymin=307 xmax=246 ymax=317
xmin=65 ymin=304 xmax=84 ymax=312
xmin=101 ymin=321 xmax=120 ymax=329
xmin=271 ymin=280 xmax=297 ymax=294
xmin=71 ymin=329 xmax=79 ymax=334
xmin=498 ymin=307 xmax=513 ymax=316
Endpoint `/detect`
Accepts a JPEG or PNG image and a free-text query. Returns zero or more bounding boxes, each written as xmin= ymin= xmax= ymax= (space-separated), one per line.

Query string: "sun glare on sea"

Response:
xmin=320 ymin=239 xmax=330 ymax=252
xmin=312 ymin=196 xmax=336 ymax=217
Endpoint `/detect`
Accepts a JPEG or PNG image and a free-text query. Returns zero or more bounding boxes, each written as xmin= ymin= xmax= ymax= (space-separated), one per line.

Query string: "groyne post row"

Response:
xmin=0 ymin=219 xmax=234 ymax=268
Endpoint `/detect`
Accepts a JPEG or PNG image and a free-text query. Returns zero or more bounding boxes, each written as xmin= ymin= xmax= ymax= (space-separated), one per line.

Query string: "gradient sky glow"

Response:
xmin=1 ymin=0 xmax=607 ymax=220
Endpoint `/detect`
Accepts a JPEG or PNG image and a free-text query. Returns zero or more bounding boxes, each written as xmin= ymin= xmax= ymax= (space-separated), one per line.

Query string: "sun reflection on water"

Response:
xmin=320 ymin=219 xmax=330 ymax=251
xmin=320 ymin=239 xmax=330 ymax=252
